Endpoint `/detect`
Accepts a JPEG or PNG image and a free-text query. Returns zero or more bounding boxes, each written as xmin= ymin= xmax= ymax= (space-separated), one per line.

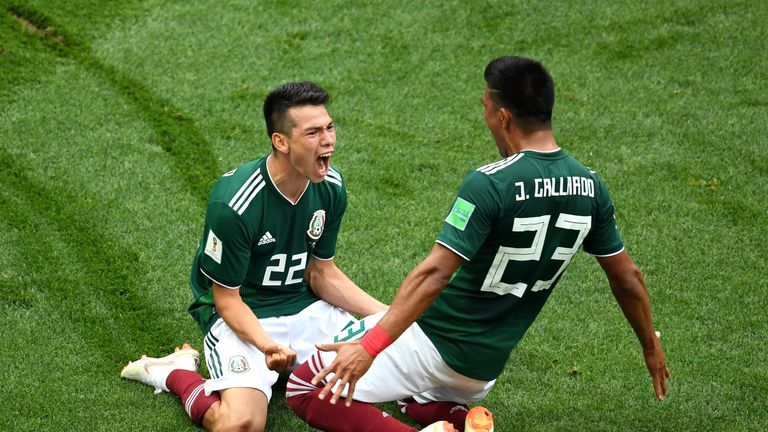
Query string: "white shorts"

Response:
xmin=318 ymin=313 xmax=495 ymax=404
xmin=202 ymin=300 xmax=354 ymax=401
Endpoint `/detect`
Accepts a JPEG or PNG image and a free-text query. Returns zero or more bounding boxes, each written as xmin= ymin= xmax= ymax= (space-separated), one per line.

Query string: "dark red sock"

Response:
xmin=401 ymin=399 xmax=469 ymax=432
xmin=286 ymin=353 xmax=417 ymax=432
xmin=166 ymin=369 xmax=220 ymax=426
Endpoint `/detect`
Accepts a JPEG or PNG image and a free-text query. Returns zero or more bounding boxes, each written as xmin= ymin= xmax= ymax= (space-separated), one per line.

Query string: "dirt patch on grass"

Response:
xmin=10 ymin=11 xmax=64 ymax=44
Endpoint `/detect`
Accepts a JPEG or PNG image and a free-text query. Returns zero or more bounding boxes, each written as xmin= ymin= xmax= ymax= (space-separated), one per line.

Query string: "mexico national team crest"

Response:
xmin=307 ymin=209 xmax=326 ymax=240
xmin=228 ymin=355 xmax=250 ymax=374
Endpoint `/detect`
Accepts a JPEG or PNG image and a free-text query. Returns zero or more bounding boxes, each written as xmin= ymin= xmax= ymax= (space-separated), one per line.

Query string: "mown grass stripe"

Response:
xmin=0 ymin=147 xmax=172 ymax=360
xmin=2 ymin=2 xmax=219 ymax=208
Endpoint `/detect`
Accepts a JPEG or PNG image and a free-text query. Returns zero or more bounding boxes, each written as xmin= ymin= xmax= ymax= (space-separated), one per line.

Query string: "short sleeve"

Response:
xmin=199 ymin=201 xmax=253 ymax=288
xmin=436 ymin=170 xmax=499 ymax=261
xmin=582 ymin=176 xmax=624 ymax=256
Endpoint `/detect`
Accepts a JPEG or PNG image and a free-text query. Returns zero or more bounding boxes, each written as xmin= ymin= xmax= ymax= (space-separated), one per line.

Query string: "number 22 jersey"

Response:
xmin=187 ymin=155 xmax=347 ymax=335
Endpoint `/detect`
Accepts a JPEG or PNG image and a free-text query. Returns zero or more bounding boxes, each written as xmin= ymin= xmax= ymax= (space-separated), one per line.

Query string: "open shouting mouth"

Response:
xmin=317 ymin=151 xmax=332 ymax=177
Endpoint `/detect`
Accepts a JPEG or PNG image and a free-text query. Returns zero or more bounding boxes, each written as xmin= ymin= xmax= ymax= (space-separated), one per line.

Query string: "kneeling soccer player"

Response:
xmin=285 ymin=56 xmax=668 ymax=432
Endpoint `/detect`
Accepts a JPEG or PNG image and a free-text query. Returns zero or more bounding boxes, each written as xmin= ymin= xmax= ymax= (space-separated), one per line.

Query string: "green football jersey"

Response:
xmin=188 ymin=154 xmax=347 ymax=334
xmin=417 ymin=149 xmax=624 ymax=381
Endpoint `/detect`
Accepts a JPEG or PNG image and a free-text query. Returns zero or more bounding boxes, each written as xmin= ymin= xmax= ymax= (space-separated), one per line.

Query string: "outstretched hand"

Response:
xmin=264 ymin=343 xmax=297 ymax=373
xmin=310 ymin=341 xmax=374 ymax=407
xmin=645 ymin=331 xmax=671 ymax=400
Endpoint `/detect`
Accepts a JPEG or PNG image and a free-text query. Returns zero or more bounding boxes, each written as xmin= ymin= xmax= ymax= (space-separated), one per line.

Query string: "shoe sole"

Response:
xmin=120 ymin=347 xmax=200 ymax=379
xmin=465 ymin=406 xmax=494 ymax=432
xmin=420 ymin=421 xmax=455 ymax=432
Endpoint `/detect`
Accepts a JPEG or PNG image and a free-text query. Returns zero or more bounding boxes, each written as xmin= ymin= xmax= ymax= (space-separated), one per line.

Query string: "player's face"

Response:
xmin=283 ymin=105 xmax=336 ymax=183
xmin=482 ymin=87 xmax=507 ymax=157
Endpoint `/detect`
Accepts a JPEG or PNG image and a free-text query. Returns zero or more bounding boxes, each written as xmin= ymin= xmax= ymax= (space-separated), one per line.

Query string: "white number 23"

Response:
xmin=480 ymin=214 xmax=591 ymax=297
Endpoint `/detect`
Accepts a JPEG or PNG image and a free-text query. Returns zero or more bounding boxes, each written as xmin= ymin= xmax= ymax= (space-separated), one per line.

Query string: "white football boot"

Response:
xmin=120 ymin=343 xmax=200 ymax=394
xmin=420 ymin=421 xmax=458 ymax=432
xmin=465 ymin=406 xmax=494 ymax=432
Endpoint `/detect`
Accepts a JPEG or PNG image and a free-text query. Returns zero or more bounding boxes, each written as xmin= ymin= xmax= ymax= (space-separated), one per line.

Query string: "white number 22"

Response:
xmin=263 ymin=252 xmax=308 ymax=286
xmin=480 ymin=214 xmax=591 ymax=297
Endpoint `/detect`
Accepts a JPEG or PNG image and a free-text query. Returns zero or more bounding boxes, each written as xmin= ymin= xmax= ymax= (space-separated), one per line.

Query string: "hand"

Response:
xmin=311 ymin=341 xmax=374 ymax=407
xmin=644 ymin=331 xmax=671 ymax=400
xmin=264 ymin=343 xmax=297 ymax=373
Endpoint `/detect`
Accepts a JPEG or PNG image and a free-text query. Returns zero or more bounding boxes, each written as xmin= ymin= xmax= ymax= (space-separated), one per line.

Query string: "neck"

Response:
xmin=503 ymin=128 xmax=559 ymax=155
xmin=266 ymin=153 xmax=308 ymax=203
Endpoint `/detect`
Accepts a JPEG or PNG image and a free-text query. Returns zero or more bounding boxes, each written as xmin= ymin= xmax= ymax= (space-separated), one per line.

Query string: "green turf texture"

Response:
xmin=1 ymin=0 xmax=766 ymax=430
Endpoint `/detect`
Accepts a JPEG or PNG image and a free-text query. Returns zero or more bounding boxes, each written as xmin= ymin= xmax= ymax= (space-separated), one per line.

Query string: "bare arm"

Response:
xmin=305 ymin=257 xmax=388 ymax=316
xmin=313 ymin=244 xmax=464 ymax=405
xmin=597 ymin=250 xmax=670 ymax=400
xmin=373 ymin=244 xmax=463 ymax=340
xmin=212 ymin=282 xmax=296 ymax=372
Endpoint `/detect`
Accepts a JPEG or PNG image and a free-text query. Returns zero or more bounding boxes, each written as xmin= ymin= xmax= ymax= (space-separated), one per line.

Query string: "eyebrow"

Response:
xmin=302 ymin=122 xmax=333 ymax=133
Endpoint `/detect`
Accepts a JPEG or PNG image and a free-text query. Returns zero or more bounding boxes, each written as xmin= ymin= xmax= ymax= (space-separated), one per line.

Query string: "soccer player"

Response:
xmin=121 ymin=81 xmax=387 ymax=432
xmin=285 ymin=56 xmax=670 ymax=432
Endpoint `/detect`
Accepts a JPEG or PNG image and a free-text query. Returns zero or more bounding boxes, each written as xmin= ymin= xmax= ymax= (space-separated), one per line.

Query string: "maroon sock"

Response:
xmin=286 ymin=352 xmax=417 ymax=432
xmin=166 ymin=369 xmax=220 ymax=426
xmin=401 ymin=399 xmax=469 ymax=432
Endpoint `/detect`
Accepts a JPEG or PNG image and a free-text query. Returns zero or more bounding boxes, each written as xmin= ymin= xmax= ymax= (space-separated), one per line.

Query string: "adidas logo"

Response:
xmin=258 ymin=231 xmax=276 ymax=246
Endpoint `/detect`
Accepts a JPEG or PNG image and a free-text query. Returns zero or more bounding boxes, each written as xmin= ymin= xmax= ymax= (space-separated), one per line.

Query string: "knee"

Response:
xmin=212 ymin=410 xmax=266 ymax=432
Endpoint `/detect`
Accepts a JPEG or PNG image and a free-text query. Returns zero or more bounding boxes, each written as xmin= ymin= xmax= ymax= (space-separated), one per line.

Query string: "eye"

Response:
xmin=327 ymin=123 xmax=335 ymax=131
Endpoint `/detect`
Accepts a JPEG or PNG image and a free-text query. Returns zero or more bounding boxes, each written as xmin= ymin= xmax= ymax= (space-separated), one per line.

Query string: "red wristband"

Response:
xmin=359 ymin=324 xmax=393 ymax=358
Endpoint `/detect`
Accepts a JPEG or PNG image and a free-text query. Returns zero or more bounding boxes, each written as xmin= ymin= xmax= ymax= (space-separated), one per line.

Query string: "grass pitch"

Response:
xmin=1 ymin=1 xmax=766 ymax=430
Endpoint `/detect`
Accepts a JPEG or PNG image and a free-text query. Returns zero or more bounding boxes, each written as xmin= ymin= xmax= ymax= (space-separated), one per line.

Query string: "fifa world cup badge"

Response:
xmin=307 ymin=209 xmax=326 ymax=241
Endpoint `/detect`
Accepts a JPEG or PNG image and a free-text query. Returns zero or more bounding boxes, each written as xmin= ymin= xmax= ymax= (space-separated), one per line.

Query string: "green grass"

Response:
xmin=1 ymin=0 xmax=766 ymax=430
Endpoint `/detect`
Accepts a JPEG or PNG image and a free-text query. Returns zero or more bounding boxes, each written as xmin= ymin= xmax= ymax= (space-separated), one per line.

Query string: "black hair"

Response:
xmin=484 ymin=56 xmax=555 ymax=130
xmin=263 ymin=81 xmax=330 ymax=137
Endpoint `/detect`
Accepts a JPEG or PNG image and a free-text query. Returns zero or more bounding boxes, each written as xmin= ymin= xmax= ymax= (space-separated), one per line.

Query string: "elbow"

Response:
xmin=304 ymin=262 xmax=329 ymax=297
xmin=305 ymin=268 xmax=320 ymax=296
xmin=609 ymin=263 xmax=645 ymax=296
xmin=304 ymin=265 xmax=317 ymax=288
xmin=212 ymin=289 xmax=239 ymax=317
xmin=421 ymin=261 xmax=454 ymax=292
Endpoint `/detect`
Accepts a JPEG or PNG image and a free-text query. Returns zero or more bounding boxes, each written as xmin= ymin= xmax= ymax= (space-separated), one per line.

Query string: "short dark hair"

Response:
xmin=484 ymin=56 xmax=555 ymax=130
xmin=263 ymin=81 xmax=330 ymax=137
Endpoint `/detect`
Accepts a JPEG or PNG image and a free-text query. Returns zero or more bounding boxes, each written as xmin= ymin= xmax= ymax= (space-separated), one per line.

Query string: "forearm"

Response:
xmin=376 ymin=257 xmax=451 ymax=341
xmin=214 ymin=288 xmax=274 ymax=352
xmin=318 ymin=282 xmax=388 ymax=316
xmin=599 ymin=252 xmax=669 ymax=399
xmin=610 ymin=268 xmax=657 ymax=351
xmin=310 ymin=245 xmax=462 ymax=405
xmin=309 ymin=261 xmax=387 ymax=316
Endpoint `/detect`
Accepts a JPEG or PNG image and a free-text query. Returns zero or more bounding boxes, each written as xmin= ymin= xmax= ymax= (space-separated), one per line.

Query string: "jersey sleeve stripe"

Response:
xmin=311 ymin=254 xmax=334 ymax=261
xmin=477 ymin=155 xmax=516 ymax=173
xmin=478 ymin=153 xmax=524 ymax=175
xmin=231 ymin=174 xmax=264 ymax=212
xmin=228 ymin=168 xmax=261 ymax=207
xmin=435 ymin=240 xmax=470 ymax=261
xmin=324 ymin=176 xmax=342 ymax=187
xmin=585 ymin=246 xmax=625 ymax=257
xmin=327 ymin=168 xmax=342 ymax=180
xmin=235 ymin=181 xmax=265 ymax=215
xmin=200 ymin=268 xmax=241 ymax=289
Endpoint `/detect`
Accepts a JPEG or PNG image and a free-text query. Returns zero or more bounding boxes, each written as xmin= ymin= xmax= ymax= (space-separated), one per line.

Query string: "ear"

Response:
xmin=271 ymin=132 xmax=290 ymax=155
xmin=498 ymin=107 xmax=513 ymax=131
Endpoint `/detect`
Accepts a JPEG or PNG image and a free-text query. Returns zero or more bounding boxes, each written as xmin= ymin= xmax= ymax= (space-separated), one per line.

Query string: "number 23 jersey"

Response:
xmin=417 ymin=149 xmax=624 ymax=381
xmin=188 ymin=155 xmax=347 ymax=335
